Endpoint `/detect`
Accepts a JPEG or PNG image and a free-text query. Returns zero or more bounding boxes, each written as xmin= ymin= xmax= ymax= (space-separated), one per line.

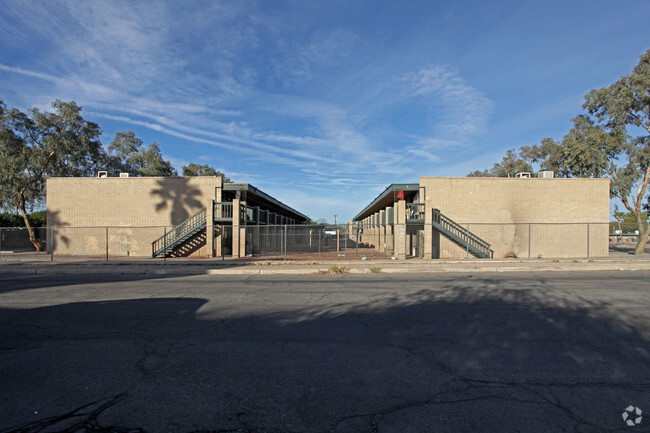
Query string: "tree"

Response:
xmin=466 ymin=149 xmax=533 ymax=177
xmin=182 ymin=162 xmax=232 ymax=182
xmin=107 ymin=131 xmax=177 ymax=177
xmin=0 ymin=99 xmax=104 ymax=250
xmin=563 ymin=49 xmax=650 ymax=254
xmin=520 ymin=138 xmax=571 ymax=177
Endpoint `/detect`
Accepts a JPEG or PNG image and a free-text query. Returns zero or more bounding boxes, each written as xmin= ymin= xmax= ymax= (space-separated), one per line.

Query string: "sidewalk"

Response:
xmin=1 ymin=251 xmax=649 ymax=275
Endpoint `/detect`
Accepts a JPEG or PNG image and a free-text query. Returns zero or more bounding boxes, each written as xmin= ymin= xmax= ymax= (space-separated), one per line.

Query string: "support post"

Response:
xmin=423 ymin=206 xmax=433 ymax=259
xmin=394 ymin=200 xmax=407 ymax=260
xmin=232 ymin=198 xmax=241 ymax=258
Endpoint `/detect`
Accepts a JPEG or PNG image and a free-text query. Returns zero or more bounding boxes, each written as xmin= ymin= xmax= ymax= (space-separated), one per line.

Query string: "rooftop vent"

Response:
xmin=119 ymin=172 xmax=130 ymax=178
xmin=97 ymin=171 xmax=108 ymax=178
xmin=515 ymin=172 xmax=531 ymax=178
xmin=538 ymin=170 xmax=555 ymax=178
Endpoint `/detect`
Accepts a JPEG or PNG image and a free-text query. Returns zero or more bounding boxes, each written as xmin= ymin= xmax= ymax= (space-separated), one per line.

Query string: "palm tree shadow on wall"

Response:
xmin=150 ymin=178 xmax=204 ymax=226
xmin=45 ymin=209 xmax=69 ymax=252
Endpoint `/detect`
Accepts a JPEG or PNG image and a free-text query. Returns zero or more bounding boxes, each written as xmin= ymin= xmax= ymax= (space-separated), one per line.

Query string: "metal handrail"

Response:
xmin=407 ymin=203 xmax=425 ymax=221
xmin=214 ymin=202 xmax=233 ymax=221
xmin=152 ymin=207 xmax=206 ymax=257
xmin=432 ymin=209 xmax=491 ymax=256
xmin=247 ymin=205 xmax=258 ymax=223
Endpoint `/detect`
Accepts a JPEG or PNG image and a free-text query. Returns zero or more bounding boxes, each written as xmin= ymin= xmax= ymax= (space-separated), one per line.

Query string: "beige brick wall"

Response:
xmin=420 ymin=177 xmax=610 ymax=259
xmin=46 ymin=176 xmax=223 ymax=256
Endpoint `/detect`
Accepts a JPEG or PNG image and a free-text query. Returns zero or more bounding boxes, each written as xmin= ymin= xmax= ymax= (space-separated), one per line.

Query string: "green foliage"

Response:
xmin=466 ymin=149 xmax=532 ymax=177
xmin=0 ymin=211 xmax=46 ymax=227
xmin=520 ymin=138 xmax=570 ymax=177
xmin=107 ymin=131 xmax=177 ymax=177
xmin=571 ymin=49 xmax=650 ymax=253
xmin=0 ymin=99 xmax=104 ymax=210
xmin=182 ymin=162 xmax=231 ymax=182
xmin=0 ymin=99 xmax=104 ymax=249
xmin=0 ymin=212 xmax=23 ymax=227
xmin=327 ymin=265 xmax=349 ymax=274
xmin=467 ymin=48 xmax=650 ymax=253
xmin=29 ymin=210 xmax=46 ymax=227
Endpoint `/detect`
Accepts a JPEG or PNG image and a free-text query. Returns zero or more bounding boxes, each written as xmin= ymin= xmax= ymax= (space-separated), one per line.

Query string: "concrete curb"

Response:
xmin=1 ymin=257 xmax=650 ymax=276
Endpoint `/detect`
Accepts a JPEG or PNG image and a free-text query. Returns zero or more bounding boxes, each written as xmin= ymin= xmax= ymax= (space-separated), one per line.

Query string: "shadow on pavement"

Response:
xmin=0 ymin=279 xmax=648 ymax=432
xmin=0 ymin=263 xmax=247 ymax=295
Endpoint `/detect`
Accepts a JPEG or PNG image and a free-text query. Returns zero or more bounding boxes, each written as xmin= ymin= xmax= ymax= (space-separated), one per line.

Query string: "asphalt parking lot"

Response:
xmin=1 ymin=271 xmax=649 ymax=432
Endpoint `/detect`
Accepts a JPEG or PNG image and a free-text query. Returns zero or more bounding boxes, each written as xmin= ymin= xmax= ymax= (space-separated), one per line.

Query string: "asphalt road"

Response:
xmin=0 ymin=271 xmax=649 ymax=432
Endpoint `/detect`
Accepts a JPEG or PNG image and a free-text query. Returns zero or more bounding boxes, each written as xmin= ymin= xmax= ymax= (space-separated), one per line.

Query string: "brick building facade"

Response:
xmin=46 ymin=175 xmax=309 ymax=257
xmin=353 ymin=176 xmax=610 ymax=259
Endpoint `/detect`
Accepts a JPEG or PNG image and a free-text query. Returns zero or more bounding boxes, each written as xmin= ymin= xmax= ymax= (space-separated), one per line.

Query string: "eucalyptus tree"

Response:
xmin=466 ymin=148 xmax=533 ymax=177
xmin=563 ymin=49 xmax=650 ymax=254
xmin=182 ymin=162 xmax=231 ymax=182
xmin=0 ymin=99 xmax=104 ymax=250
xmin=107 ymin=130 xmax=177 ymax=177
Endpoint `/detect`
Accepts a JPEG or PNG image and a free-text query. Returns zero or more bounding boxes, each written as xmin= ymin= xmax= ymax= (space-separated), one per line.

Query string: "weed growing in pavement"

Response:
xmin=369 ymin=266 xmax=383 ymax=274
xmin=328 ymin=265 xmax=349 ymax=274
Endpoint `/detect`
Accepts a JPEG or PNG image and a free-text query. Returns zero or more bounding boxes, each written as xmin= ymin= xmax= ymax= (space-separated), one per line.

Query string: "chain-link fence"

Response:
xmin=450 ymin=222 xmax=610 ymax=259
xmin=238 ymin=225 xmax=362 ymax=259
xmin=0 ymin=227 xmax=47 ymax=251
xmin=0 ymin=222 xmax=640 ymax=261
xmin=358 ymin=222 xmax=616 ymax=259
xmin=0 ymin=225 xmax=369 ymax=261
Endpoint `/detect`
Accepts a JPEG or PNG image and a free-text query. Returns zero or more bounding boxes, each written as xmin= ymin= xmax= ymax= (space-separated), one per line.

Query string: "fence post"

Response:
xmin=0 ymin=227 xmax=2 ymax=263
xmin=356 ymin=228 xmax=359 ymax=257
xmin=528 ymin=223 xmax=531 ymax=259
xmin=587 ymin=223 xmax=590 ymax=258
xmin=163 ymin=226 xmax=167 ymax=262
xmin=318 ymin=228 xmax=321 ymax=257
xmin=51 ymin=227 xmax=54 ymax=262
xmin=105 ymin=227 xmax=109 ymax=261
xmin=284 ymin=225 xmax=287 ymax=261
xmin=466 ymin=224 xmax=470 ymax=259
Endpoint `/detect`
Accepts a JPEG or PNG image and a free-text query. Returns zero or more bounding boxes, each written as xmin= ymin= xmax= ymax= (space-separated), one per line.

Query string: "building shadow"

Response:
xmin=1 ymin=277 xmax=649 ymax=432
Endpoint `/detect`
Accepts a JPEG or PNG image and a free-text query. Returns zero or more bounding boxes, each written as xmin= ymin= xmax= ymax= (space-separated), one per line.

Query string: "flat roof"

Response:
xmin=224 ymin=183 xmax=309 ymax=221
xmin=352 ymin=183 xmax=419 ymax=221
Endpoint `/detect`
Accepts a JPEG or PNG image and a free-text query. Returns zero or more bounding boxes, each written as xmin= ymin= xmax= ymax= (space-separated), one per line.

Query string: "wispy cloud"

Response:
xmin=0 ymin=0 xmax=503 ymax=219
xmin=402 ymin=65 xmax=494 ymax=142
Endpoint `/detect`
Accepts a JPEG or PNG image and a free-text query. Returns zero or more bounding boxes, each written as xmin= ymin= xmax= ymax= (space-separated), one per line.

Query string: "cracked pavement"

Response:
xmin=0 ymin=270 xmax=649 ymax=432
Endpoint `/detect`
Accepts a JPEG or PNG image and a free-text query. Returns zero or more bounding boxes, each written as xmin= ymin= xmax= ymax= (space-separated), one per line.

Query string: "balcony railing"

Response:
xmin=407 ymin=203 xmax=425 ymax=223
xmin=214 ymin=202 xmax=233 ymax=222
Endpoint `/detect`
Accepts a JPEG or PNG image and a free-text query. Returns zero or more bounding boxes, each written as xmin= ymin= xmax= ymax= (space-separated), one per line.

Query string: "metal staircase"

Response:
xmin=152 ymin=207 xmax=207 ymax=258
xmin=432 ymin=209 xmax=492 ymax=259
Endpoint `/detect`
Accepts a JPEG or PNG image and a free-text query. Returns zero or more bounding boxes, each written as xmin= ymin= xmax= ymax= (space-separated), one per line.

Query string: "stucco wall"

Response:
xmin=420 ymin=177 xmax=610 ymax=259
xmin=46 ymin=176 xmax=223 ymax=256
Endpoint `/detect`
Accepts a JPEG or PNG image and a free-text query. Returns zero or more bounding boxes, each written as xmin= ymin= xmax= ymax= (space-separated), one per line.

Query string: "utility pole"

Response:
xmin=334 ymin=215 xmax=338 ymax=227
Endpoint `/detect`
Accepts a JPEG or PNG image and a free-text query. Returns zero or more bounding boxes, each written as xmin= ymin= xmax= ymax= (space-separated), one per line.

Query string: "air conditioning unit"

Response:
xmin=515 ymin=172 xmax=531 ymax=178
xmin=119 ymin=172 xmax=130 ymax=178
xmin=538 ymin=170 xmax=555 ymax=178
xmin=97 ymin=171 xmax=108 ymax=178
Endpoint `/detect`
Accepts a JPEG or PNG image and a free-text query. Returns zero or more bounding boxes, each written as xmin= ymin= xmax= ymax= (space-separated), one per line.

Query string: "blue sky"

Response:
xmin=1 ymin=0 xmax=648 ymax=222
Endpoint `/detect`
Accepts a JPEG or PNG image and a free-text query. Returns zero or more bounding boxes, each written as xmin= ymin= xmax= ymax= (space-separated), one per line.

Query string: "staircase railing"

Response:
xmin=432 ymin=209 xmax=492 ymax=259
xmin=152 ymin=207 xmax=207 ymax=257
